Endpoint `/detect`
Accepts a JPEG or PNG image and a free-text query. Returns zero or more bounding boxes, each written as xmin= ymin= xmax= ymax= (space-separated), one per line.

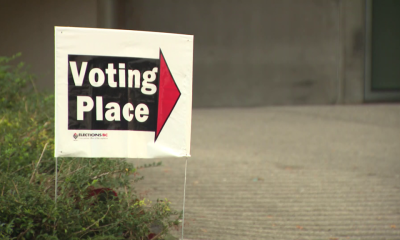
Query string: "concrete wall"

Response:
xmin=341 ymin=0 xmax=365 ymax=104
xmin=0 ymin=0 xmax=366 ymax=107
xmin=0 ymin=0 xmax=97 ymax=91
xmin=127 ymin=0 xmax=365 ymax=107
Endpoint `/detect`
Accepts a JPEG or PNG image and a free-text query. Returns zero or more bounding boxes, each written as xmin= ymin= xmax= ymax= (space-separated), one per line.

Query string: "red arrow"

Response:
xmin=156 ymin=50 xmax=181 ymax=141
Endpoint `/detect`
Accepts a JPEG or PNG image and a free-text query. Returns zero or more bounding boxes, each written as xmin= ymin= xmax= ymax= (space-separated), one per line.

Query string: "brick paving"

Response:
xmin=131 ymin=104 xmax=400 ymax=240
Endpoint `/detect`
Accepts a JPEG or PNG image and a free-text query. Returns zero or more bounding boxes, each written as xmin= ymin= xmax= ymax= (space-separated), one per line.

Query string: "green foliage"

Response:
xmin=0 ymin=54 xmax=180 ymax=240
xmin=0 ymin=52 xmax=32 ymax=110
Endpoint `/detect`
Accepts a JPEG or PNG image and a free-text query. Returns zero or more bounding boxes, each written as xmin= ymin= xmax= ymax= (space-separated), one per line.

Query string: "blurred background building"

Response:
xmin=1 ymin=0 xmax=399 ymax=107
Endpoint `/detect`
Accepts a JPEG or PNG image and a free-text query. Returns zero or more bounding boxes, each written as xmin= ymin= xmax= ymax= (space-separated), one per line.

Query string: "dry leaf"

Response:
xmin=201 ymin=228 xmax=208 ymax=233
xmin=267 ymin=215 xmax=273 ymax=218
xmin=296 ymin=225 xmax=303 ymax=230
xmin=391 ymin=225 xmax=396 ymax=229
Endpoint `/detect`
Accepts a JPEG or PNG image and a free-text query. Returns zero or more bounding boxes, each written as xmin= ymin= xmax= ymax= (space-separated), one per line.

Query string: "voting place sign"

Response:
xmin=55 ymin=27 xmax=193 ymax=158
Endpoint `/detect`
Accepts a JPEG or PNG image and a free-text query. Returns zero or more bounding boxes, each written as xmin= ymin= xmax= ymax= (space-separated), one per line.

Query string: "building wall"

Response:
xmin=0 ymin=0 xmax=366 ymax=107
xmin=0 ymin=0 xmax=97 ymax=91
xmin=127 ymin=0 xmax=365 ymax=107
xmin=342 ymin=0 xmax=365 ymax=104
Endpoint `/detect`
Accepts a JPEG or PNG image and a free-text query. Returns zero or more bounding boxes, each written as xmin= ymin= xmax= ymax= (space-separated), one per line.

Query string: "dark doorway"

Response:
xmin=365 ymin=0 xmax=400 ymax=101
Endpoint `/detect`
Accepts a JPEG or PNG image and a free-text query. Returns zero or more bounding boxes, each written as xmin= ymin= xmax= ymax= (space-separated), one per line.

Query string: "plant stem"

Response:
xmin=12 ymin=180 xmax=20 ymax=201
xmin=74 ymin=206 xmax=110 ymax=235
xmin=125 ymin=185 xmax=130 ymax=207
xmin=30 ymin=141 xmax=48 ymax=184
xmin=91 ymin=170 xmax=122 ymax=180
xmin=16 ymin=227 xmax=30 ymax=240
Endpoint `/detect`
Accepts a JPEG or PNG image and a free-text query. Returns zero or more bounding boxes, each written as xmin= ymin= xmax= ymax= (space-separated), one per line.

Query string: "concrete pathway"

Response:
xmin=131 ymin=104 xmax=400 ymax=240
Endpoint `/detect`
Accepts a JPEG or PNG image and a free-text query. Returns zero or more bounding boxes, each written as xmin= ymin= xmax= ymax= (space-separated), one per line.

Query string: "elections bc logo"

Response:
xmin=73 ymin=133 xmax=108 ymax=140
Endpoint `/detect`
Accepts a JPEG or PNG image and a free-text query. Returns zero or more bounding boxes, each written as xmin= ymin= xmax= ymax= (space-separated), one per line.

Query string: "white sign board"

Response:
xmin=55 ymin=27 xmax=193 ymax=158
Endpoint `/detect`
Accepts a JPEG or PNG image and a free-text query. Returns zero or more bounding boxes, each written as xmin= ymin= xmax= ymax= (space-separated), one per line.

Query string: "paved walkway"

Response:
xmin=131 ymin=104 xmax=400 ymax=240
